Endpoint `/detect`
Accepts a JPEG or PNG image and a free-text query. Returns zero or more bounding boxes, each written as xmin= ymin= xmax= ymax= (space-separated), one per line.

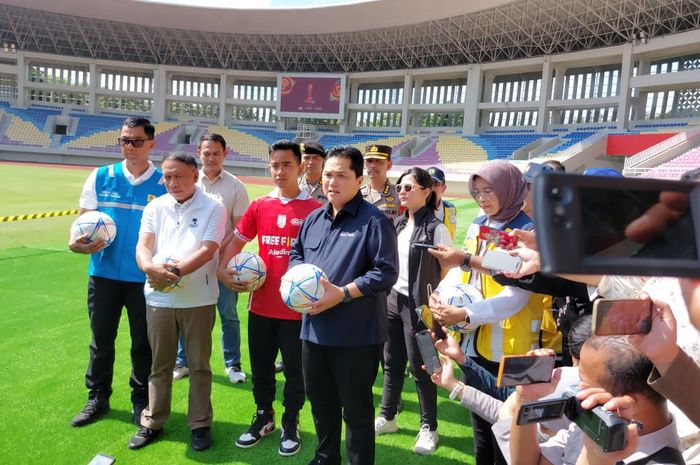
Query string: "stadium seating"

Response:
xmin=640 ymin=146 xmax=700 ymax=179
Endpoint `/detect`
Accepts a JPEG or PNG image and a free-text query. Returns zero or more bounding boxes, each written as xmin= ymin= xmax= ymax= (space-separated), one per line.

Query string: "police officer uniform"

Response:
xmin=361 ymin=144 xmax=400 ymax=221
xmin=298 ymin=140 xmax=328 ymax=205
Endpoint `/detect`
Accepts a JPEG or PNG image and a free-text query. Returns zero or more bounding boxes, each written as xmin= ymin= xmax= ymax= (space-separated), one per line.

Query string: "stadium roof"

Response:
xmin=1 ymin=0 xmax=699 ymax=73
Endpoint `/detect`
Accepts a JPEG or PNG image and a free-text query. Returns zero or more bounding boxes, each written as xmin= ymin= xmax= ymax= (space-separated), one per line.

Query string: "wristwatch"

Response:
xmin=342 ymin=285 xmax=353 ymax=304
xmin=459 ymin=252 xmax=472 ymax=272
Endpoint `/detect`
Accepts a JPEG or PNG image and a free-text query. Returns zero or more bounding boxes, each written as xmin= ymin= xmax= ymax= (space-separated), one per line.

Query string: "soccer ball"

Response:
xmin=435 ymin=281 xmax=482 ymax=333
xmin=70 ymin=211 xmax=117 ymax=246
xmin=227 ymin=252 xmax=267 ymax=291
xmin=149 ymin=255 xmax=182 ymax=293
xmin=279 ymin=263 xmax=327 ymax=313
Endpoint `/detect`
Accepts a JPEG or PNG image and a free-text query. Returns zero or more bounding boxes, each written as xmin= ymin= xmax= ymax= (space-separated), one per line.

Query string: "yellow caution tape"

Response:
xmin=0 ymin=209 xmax=79 ymax=222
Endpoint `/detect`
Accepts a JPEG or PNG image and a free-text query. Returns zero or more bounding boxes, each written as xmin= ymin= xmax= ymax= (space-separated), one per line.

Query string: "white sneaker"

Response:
xmin=173 ymin=365 xmax=190 ymax=381
xmin=226 ymin=365 xmax=247 ymax=384
xmin=414 ymin=424 xmax=438 ymax=455
xmin=374 ymin=416 xmax=398 ymax=435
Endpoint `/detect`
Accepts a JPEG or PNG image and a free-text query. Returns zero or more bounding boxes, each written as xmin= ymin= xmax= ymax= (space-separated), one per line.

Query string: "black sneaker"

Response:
xmin=279 ymin=415 xmax=301 ymax=456
xmin=128 ymin=426 xmax=162 ymax=450
xmin=236 ymin=409 xmax=275 ymax=448
xmin=191 ymin=427 xmax=212 ymax=451
xmin=70 ymin=397 xmax=110 ymax=427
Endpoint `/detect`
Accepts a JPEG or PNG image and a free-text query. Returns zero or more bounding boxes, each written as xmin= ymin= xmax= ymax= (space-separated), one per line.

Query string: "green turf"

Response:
xmin=0 ymin=163 xmax=478 ymax=465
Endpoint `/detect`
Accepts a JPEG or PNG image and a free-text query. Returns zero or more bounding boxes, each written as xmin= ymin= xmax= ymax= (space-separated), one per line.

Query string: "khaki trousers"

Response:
xmin=141 ymin=304 xmax=215 ymax=430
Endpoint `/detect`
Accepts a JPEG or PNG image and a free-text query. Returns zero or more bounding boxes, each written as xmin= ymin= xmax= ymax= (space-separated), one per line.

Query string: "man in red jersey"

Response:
xmin=218 ymin=140 xmax=321 ymax=457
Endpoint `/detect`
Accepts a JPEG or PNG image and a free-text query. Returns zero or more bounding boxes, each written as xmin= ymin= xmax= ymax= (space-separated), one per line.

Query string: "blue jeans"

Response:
xmin=176 ymin=281 xmax=241 ymax=368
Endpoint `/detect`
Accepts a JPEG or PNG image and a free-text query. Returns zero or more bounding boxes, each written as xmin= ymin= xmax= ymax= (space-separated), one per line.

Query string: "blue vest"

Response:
xmin=89 ymin=163 xmax=165 ymax=283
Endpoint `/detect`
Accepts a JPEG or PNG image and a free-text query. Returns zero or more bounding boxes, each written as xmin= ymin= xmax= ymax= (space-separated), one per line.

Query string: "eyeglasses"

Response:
xmin=117 ymin=137 xmax=148 ymax=148
xmin=396 ymin=183 xmax=425 ymax=193
xmin=472 ymin=190 xmax=495 ymax=200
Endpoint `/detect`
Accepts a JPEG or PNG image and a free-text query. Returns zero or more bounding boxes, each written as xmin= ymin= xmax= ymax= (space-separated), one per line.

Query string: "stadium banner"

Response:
xmin=277 ymin=73 xmax=346 ymax=119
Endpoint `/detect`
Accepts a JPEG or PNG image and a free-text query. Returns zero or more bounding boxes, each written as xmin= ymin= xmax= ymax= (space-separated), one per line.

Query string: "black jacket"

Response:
xmin=394 ymin=205 xmax=443 ymax=313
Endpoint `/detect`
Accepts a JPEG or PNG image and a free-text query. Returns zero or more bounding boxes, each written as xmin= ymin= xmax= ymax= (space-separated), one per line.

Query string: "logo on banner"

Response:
xmin=277 ymin=214 xmax=287 ymax=228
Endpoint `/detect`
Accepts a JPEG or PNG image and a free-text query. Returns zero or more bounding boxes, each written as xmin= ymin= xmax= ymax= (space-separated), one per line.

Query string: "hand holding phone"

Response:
xmin=482 ymin=249 xmax=522 ymax=273
xmin=593 ymin=299 xmax=653 ymax=336
xmin=415 ymin=330 xmax=440 ymax=375
xmin=497 ymin=353 xmax=555 ymax=387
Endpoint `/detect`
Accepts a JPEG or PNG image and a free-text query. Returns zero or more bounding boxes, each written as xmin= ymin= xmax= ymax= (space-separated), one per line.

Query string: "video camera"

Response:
xmin=516 ymin=387 xmax=628 ymax=452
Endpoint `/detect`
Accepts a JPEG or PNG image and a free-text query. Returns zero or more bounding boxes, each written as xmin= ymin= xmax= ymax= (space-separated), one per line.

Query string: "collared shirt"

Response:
xmin=299 ymin=176 xmax=328 ymax=204
xmin=198 ymin=168 xmax=249 ymax=234
xmin=289 ymin=191 xmax=398 ymax=346
xmin=360 ymin=179 xmax=400 ymax=221
xmin=140 ymin=186 xmax=226 ymax=308
xmin=80 ymin=160 xmax=159 ymax=210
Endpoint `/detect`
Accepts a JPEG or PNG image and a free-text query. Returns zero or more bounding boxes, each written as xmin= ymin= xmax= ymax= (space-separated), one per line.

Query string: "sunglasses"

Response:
xmin=396 ymin=183 xmax=425 ymax=193
xmin=117 ymin=137 xmax=149 ymax=148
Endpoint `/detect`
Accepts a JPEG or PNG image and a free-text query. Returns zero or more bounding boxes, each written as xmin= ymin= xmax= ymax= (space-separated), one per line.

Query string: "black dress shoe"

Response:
xmin=70 ymin=398 xmax=110 ymax=427
xmin=128 ymin=426 xmax=162 ymax=450
xmin=132 ymin=403 xmax=147 ymax=426
xmin=191 ymin=427 xmax=212 ymax=451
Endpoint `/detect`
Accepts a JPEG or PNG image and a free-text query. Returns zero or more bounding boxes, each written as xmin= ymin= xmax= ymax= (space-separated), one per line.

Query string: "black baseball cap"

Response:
xmin=427 ymin=166 xmax=446 ymax=184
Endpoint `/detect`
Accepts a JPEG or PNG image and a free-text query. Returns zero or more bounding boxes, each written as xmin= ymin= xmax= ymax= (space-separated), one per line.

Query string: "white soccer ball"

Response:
xmin=71 ymin=211 xmax=117 ymax=246
xmin=227 ymin=252 xmax=267 ymax=291
xmin=150 ymin=255 xmax=182 ymax=293
xmin=435 ymin=281 xmax=483 ymax=333
xmin=279 ymin=263 xmax=328 ymax=313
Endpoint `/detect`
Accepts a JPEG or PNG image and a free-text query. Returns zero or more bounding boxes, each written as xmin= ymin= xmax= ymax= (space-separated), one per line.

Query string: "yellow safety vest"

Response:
xmin=463 ymin=222 xmax=562 ymax=361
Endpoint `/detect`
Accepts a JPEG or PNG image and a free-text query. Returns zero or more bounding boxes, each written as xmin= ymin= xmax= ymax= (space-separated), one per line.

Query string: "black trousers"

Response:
xmin=248 ymin=312 xmax=304 ymax=418
xmin=85 ymin=276 xmax=151 ymax=406
xmin=468 ymin=355 xmax=507 ymax=465
xmin=380 ymin=289 xmax=437 ymax=429
xmin=303 ymin=340 xmax=381 ymax=465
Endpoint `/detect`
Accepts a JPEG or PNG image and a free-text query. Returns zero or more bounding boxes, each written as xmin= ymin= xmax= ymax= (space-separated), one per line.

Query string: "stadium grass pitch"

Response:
xmin=0 ymin=163 xmax=478 ymax=465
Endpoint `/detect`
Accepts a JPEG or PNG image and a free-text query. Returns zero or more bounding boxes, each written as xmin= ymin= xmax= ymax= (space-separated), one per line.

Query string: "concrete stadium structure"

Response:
xmin=0 ymin=0 xmax=699 ymax=178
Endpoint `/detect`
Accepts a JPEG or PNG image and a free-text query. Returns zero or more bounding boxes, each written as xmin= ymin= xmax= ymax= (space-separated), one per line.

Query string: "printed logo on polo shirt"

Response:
xmin=340 ymin=232 xmax=356 ymax=237
xmin=190 ymin=218 xmax=199 ymax=228
xmin=100 ymin=189 xmax=121 ymax=199
xmin=147 ymin=194 xmax=156 ymax=202
xmin=291 ymin=218 xmax=304 ymax=226
xmin=277 ymin=214 xmax=287 ymax=228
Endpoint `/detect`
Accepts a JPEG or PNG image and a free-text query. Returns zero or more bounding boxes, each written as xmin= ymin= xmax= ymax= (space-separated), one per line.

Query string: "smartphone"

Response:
xmin=592 ymin=299 xmax=653 ymax=336
xmin=497 ymin=354 xmax=555 ymax=387
xmin=533 ymin=172 xmax=700 ymax=277
xmin=478 ymin=225 xmax=518 ymax=248
xmin=482 ymin=249 xmax=522 ymax=273
xmin=87 ymin=454 xmax=116 ymax=465
xmin=415 ymin=330 xmax=440 ymax=375
xmin=413 ymin=243 xmax=437 ymax=250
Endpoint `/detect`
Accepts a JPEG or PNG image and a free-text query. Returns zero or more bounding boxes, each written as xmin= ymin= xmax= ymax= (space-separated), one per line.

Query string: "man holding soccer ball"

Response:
xmin=290 ymin=146 xmax=398 ymax=465
xmin=217 ymin=141 xmax=320 ymax=457
xmin=68 ymin=118 xmax=166 ymax=428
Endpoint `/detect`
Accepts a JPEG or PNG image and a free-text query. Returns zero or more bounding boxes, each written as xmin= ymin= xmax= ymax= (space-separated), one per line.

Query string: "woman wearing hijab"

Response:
xmin=429 ymin=159 xmax=559 ymax=465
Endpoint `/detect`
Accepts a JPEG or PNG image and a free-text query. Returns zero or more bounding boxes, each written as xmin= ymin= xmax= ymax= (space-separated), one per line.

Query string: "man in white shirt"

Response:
xmin=173 ymin=133 xmax=250 ymax=385
xmin=498 ymin=337 xmax=682 ymax=465
xmin=130 ymin=152 xmax=225 ymax=452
